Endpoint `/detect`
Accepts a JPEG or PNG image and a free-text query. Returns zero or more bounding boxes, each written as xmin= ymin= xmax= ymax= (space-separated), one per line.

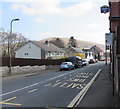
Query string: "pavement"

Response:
xmin=77 ymin=63 xmax=118 ymax=108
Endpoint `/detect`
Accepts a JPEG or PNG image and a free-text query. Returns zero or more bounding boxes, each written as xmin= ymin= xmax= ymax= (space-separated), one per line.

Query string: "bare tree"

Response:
xmin=0 ymin=28 xmax=28 ymax=57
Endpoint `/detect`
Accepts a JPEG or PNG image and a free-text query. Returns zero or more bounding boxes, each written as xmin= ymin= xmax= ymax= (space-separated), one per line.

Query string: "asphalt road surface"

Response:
xmin=1 ymin=61 xmax=105 ymax=108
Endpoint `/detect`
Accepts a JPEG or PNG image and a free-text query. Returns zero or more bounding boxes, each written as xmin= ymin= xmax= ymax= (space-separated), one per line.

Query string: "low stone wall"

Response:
xmin=0 ymin=65 xmax=60 ymax=77
xmin=46 ymin=65 xmax=59 ymax=70
xmin=0 ymin=65 xmax=46 ymax=76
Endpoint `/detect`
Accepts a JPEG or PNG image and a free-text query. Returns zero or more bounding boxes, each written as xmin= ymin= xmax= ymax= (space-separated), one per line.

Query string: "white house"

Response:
xmin=15 ymin=41 xmax=65 ymax=59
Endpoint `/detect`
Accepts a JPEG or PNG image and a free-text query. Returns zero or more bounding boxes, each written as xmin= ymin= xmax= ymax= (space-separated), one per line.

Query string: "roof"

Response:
xmin=82 ymin=46 xmax=103 ymax=52
xmin=32 ymin=41 xmax=65 ymax=52
xmin=64 ymin=46 xmax=83 ymax=53
xmin=82 ymin=48 xmax=90 ymax=52
xmin=71 ymin=47 xmax=83 ymax=53
xmin=89 ymin=45 xmax=103 ymax=52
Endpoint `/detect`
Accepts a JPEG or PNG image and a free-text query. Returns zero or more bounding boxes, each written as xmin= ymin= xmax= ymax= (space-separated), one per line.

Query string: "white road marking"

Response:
xmin=67 ymin=69 xmax=101 ymax=108
xmin=28 ymin=89 xmax=38 ymax=93
xmin=1 ymin=70 xmax=76 ymax=97
xmin=1 ymin=83 xmax=39 ymax=96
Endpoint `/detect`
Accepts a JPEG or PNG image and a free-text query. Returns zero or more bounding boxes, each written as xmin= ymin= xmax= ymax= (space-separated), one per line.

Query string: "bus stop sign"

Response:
xmin=101 ymin=5 xmax=110 ymax=13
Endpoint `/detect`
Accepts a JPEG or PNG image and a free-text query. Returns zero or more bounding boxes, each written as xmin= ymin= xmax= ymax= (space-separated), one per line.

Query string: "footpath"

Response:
xmin=77 ymin=64 xmax=118 ymax=108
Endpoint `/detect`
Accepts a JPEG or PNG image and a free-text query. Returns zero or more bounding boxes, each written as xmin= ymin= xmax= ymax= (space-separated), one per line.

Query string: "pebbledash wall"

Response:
xmin=1 ymin=65 xmax=46 ymax=76
xmin=1 ymin=65 xmax=60 ymax=77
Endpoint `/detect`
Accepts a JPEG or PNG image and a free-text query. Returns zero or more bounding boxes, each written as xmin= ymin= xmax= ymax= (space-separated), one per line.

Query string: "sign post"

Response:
xmin=105 ymin=33 xmax=113 ymax=65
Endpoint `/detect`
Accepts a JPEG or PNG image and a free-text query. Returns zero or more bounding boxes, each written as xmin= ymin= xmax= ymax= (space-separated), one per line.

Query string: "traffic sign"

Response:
xmin=105 ymin=33 xmax=113 ymax=45
xmin=101 ymin=5 xmax=110 ymax=13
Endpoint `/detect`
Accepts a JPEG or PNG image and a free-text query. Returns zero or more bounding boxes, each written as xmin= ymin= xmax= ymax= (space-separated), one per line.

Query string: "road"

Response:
xmin=1 ymin=61 xmax=105 ymax=108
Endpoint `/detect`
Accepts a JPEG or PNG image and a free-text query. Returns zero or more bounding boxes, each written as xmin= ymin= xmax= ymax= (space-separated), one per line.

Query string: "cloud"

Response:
xmin=87 ymin=23 xmax=100 ymax=28
xmin=2 ymin=0 xmax=109 ymax=3
xmin=32 ymin=18 xmax=46 ymax=23
xmin=11 ymin=1 xmax=95 ymax=17
xmin=60 ymin=1 xmax=95 ymax=17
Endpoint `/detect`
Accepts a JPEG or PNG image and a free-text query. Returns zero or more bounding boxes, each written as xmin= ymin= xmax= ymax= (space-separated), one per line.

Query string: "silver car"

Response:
xmin=82 ymin=59 xmax=89 ymax=66
xmin=60 ymin=62 xmax=75 ymax=71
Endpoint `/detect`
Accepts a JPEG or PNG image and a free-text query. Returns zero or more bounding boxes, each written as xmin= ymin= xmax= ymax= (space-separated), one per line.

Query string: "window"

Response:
xmin=25 ymin=53 xmax=29 ymax=56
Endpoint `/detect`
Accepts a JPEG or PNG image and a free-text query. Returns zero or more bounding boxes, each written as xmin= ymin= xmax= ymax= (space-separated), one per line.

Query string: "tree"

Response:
xmin=68 ymin=36 xmax=77 ymax=48
xmin=49 ymin=38 xmax=65 ymax=48
xmin=0 ymin=28 xmax=28 ymax=57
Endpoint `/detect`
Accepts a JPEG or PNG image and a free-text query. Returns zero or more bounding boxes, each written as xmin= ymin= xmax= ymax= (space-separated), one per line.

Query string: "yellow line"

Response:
xmin=0 ymin=102 xmax=22 ymax=106
xmin=0 ymin=96 xmax=22 ymax=106
xmin=2 ymin=97 xmax=16 ymax=102
xmin=28 ymin=89 xmax=38 ymax=93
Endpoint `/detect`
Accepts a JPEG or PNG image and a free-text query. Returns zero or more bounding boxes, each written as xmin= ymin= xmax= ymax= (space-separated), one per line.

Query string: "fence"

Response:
xmin=1 ymin=57 xmax=65 ymax=67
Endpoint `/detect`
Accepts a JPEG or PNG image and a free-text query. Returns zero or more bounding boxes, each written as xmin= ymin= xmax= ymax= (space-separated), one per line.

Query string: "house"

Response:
xmin=82 ymin=48 xmax=93 ymax=59
xmin=64 ymin=46 xmax=84 ymax=59
xmin=15 ymin=41 xmax=65 ymax=59
xmin=82 ymin=45 xmax=104 ymax=60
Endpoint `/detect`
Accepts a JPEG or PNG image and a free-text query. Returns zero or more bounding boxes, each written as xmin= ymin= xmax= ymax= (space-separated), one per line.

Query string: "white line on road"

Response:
xmin=67 ymin=69 xmax=101 ymax=108
xmin=1 ymin=83 xmax=39 ymax=96
xmin=28 ymin=89 xmax=38 ymax=93
xmin=1 ymin=70 xmax=76 ymax=97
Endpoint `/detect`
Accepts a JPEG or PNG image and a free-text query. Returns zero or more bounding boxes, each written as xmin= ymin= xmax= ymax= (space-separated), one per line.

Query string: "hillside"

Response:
xmin=40 ymin=37 xmax=105 ymax=51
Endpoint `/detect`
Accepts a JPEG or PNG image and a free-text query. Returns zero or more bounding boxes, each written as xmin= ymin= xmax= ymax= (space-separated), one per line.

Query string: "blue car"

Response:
xmin=60 ymin=62 xmax=75 ymax=71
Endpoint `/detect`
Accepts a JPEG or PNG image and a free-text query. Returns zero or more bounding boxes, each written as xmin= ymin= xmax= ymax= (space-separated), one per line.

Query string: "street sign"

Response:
xmin=105 ymin=33 xmax=113 ymax=45
xmin=101 ymin=5 xmax=110 ymax=13
xmin=106 ymin=45 xmax=110 ymax=50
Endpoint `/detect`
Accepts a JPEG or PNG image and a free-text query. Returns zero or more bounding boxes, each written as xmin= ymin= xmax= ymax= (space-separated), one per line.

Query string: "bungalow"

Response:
xmin=15 ymin=40 xmax=65 ymax=59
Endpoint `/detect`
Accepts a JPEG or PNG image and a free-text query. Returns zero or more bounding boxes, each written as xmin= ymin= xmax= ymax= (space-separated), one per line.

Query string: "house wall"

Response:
xmin=45 ymin=51 xmax=64 ymax=59
xmin=110 ymin=1 xmax=120 ymax=32
xmin=15 ymin=42 xmax=41 ymax=59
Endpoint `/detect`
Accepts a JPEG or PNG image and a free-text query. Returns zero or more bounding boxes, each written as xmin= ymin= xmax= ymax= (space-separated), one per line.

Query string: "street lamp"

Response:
xmin=8 ymin=18 xmax=20 ymax=75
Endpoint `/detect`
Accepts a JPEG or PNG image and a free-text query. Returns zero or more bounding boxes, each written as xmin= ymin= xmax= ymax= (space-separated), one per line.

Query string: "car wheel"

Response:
xmin=68 ymin=68 xmax=71 ymax=70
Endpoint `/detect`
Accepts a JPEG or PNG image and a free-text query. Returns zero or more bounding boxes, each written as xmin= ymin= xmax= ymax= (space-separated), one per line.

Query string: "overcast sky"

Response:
xmin=1 ymin=0 xmax=110 ymax=45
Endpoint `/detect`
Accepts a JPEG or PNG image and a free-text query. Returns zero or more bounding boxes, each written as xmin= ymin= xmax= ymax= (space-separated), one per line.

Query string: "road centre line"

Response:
xmin=1 ymin=70 xmax=76 ymax=97
xmin=67 ymin=69 xmax=101 ymax=108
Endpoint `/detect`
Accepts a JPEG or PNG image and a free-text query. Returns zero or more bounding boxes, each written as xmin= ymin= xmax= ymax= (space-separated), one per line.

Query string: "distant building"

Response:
xmin=64 ymin=46 xmax=84 ymax=59
xmin=15 ymin=41 xmax=65 ymax=59
xmin=82 ymin=45 xmax=104 ymax=60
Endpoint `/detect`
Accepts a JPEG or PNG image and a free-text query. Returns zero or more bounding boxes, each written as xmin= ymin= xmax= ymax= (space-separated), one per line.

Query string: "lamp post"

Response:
xmin=8 ymin=18 xmax=20 ymax=75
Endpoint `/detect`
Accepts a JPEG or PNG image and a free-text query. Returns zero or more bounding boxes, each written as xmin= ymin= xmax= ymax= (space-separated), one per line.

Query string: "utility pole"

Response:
xmin=8 ymin=18 xmax=20 ymax=75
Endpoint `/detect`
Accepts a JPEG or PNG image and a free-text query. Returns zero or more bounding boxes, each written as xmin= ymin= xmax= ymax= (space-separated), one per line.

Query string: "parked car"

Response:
xmin=60 ymin=62 xmax=75 ymax=71
xmin=89 ymin=59 xmax=96 ymax=64
xmin=95 ymin=59 xmax=98 ymax=62
xmin=66 ymin=56 xmax=83 ymax=68
xmin=82 ymin=59 xmax=89 ymax=66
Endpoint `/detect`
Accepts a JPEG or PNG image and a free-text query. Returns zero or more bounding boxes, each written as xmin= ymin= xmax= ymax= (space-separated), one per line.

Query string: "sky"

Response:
xmin=1 ymin=0 xmax=110 ymax=45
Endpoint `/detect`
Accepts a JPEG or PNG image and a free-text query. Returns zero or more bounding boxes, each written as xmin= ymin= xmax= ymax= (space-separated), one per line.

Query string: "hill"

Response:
xmin=39 ymin=37 xmax=105 ymax=51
